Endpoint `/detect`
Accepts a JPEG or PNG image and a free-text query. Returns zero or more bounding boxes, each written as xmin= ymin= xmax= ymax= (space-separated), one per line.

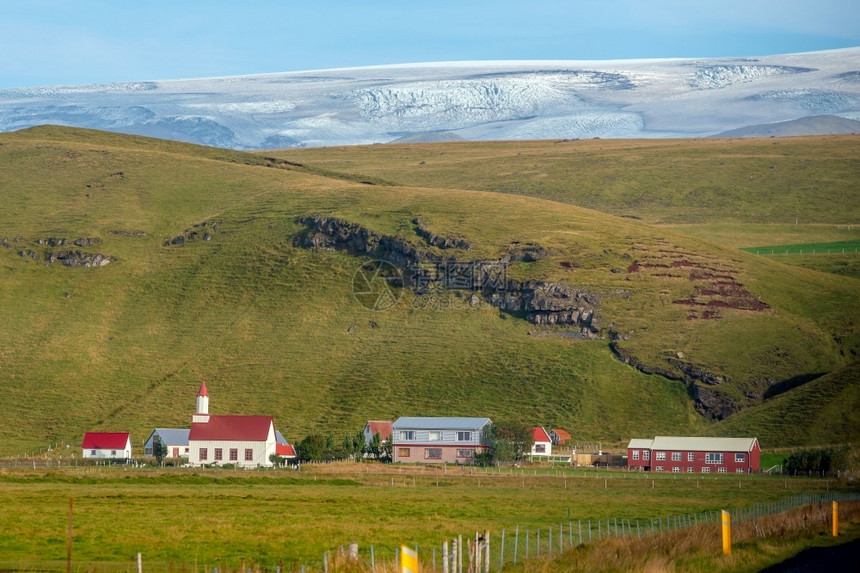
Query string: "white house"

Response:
xmin=187 ymin=381 xmax=278 ymax=468
xmin=530 ymin=427 xmax=553 ymax=457
xmin=143 ymin=428 xmax=190 ymax=459
xmin=82 ymin=432 xmax=132 ymax=460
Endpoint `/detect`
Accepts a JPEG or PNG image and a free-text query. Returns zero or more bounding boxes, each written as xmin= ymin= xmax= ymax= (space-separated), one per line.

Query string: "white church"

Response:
xmin=187 ymin=381 xmax=278 ymax=468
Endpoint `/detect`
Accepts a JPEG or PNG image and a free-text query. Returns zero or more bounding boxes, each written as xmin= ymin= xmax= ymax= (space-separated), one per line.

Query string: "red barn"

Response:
xmin=627 ymin=436 xmax=760 ymax=474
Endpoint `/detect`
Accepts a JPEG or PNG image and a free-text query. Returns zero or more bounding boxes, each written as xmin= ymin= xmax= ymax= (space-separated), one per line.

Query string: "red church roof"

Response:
xmin=189 ymin=415 xmax=273 ymax=441
xmin=366 ymin=421 xmax=393 ymax=440
xmin=198 ymin=380 xmax=209 ymax=397
xmin=276 ymin=443 xmax=296 ymax=457
xmin=531 ymin=427 xmax=552 ymax=443
xmin=82 ymin=432 xmax=130 ymax=450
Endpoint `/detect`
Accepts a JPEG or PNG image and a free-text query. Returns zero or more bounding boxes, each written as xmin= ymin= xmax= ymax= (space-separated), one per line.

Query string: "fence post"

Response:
xmin=500 ymin=529 xmax=505 ymax=571
xmin=578 ymin=520 xmax=583 ymax=545
xmin=721 ymin=510 xmax=731 ymax=556
xmin=514 ymin=525 xmax=519 ymax=565
xmin=459 ymin=534 xmax=463 ymax=573
xmin=484 ymin=530 xmax=490 ymax=573
xmin=833 ymin=501 xmax=839 ymax=537
xmin=443 ymin=540 xmax=449 ymax=573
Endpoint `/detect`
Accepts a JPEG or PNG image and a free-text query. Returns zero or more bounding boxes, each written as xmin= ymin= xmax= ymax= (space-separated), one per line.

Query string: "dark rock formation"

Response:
xmin=294 ymin=214 xmax=601 ymax=333
xmin=165 ymin=220 xmax=218 ymax=246
xmin=73 ymin=237 xmax=102 ymax=247
xmin=45 ymin=251 xmax=111 ymax=268
xmin=413 ymin=218 xmax=471 ymax=250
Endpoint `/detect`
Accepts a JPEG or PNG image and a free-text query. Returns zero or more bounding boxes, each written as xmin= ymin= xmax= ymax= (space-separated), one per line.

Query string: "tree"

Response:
xmin=487 ymin=421 xmax=534 ymax=465
xmin=296 ymin=434 xmax=328 ymax=462
xmin=343 ymin=429 xmax=365 ymax=461
xmin=367 ymin=431 xmax=382 ymax=460
xmin=152 ymin=438 xmax=168 ymax=465
xmin=269 ymin=453 xmax=284 ymax=467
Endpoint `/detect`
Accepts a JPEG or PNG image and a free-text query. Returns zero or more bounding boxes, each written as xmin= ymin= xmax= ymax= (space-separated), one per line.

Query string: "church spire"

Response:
xmin=193 ymin=381 xmax=210 ymax=423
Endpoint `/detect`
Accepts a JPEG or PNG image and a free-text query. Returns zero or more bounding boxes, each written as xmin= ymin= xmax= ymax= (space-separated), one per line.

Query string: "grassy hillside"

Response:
xmin=0 ymin=127 xmax=857 ymax=456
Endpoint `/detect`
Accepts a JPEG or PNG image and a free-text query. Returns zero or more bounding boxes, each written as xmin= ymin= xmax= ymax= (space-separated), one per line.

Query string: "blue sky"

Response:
xmin=1 ymin=0 xmax=858 ymax=88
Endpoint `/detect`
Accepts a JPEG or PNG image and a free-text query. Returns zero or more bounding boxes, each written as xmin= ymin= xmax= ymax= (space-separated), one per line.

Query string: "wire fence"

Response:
xmin=1 ymin=491 xmax=856 ymax=573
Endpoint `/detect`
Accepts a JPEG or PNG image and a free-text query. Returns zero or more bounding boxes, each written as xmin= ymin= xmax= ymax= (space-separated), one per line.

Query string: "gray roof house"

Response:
xmin=144 ymin=428 xmax=190 ymax=458
xmin=391 ymin=417 xmax=492 ymax=464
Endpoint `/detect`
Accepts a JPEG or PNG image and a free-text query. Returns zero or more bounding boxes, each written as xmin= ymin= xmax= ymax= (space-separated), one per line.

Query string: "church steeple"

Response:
xmin=193 ymin=381 xmax=210 ymax=423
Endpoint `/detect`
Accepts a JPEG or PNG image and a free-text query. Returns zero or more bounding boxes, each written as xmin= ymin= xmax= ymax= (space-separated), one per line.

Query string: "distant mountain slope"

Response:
xmin=0 ymin=126 xmax=857 ymax=456
xmin=0 ymin=49 xmax=858 ymax=149
xmin=714 ymin=114 xmax=860 ymax=137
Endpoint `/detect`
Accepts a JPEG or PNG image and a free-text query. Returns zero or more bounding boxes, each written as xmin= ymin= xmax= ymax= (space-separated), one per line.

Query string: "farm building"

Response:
xmin=391 ymin=417 xmax=491 ymax=464
xmin=187 ymin=381 xmax=279 ymax=468
xmin=530 ymin=427 xmax=553 ymax=457
xmin=143 ymin=428 xmax=190 ymax=459
xmin=82 ymin=432 xmax=132 ymax=460
xmin=363 ymin=420 xmax=393 ymax=447
xmin=550 ymin=428 xmax=571 ymax=445
xmin=627 ymin=436 xmax=761 ymax=474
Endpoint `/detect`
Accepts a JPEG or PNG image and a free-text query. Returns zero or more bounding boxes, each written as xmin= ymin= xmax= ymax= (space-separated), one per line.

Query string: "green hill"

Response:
xmin=0 ymin=126 xmax=857 ymax=455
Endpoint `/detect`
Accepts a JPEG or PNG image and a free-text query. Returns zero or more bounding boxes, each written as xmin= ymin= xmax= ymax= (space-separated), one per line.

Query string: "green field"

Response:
xmin=0 ymin=127 xmax=857 ymax=458
xmin=0 ymin=465 xmax=852 ymax=569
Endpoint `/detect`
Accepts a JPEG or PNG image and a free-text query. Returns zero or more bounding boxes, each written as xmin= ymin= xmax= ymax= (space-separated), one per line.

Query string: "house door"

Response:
xmin=172 ymin=447 xmax=179 ymax=458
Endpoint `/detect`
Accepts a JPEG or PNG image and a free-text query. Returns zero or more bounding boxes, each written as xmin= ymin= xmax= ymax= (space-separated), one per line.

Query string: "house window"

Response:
xmin=655 ymin=451 xmax=666 ymax=461
xmin=688 ymin=452 xmax=695 ymax=461
xmin=705 ymin=453 xmax=723 ymax=464
xmin=643 ymin=450 xmax=650 ymax=460
xmin=425 ymin=448 xmax=442 ymax=460
xmin=199 ymin=448 xmax=208 ymax=461
xmin=457 ymin=431 xmax=472 ymax=442
xmin=244 ymin=449 xmax=253 ymax=461
xmin=702 ymin=466 xmax=710 ymax=473
xmin=736 ymin=468 xmax=746 ymax=474
xmin=671 ymin=452 xmax=681 ymax=461
xmin=111 ymin=450 xmax=117 ymax=456
xmin=535 ymin=444 xmax=546 ymax=453
xmin=428 ymin=431 xmax=442 ymax=441
xmin=90 ymin=450 xmax=96 ymax=456
xmin=214 ymin=448 xmax=223 ymax=461
xmin=655 ymin=466 xmax=664 ymax=472
xmin=718 ymin=467 xmax=727 ymax=474
xmin=672 ymin=466 xmax=680 ymax=473
xmin=184 ymin=447 xmax=189 ymax=454
xmin=735 ymin=453 xmax=746 ymax=462
xmin=457 ymin=449 xmax=474 ymax=458
xmin=398 ymin=448 xmax=411 ymax=458
xmin=687 ymin=467 xmax=694 ymax=473
xmin=632 ymin=450 xmax=639 ymax=460
xmin=229 ymin=448 xmax=238 ymax=461
xmin=399 ymin=430 xmax=415 ymax=441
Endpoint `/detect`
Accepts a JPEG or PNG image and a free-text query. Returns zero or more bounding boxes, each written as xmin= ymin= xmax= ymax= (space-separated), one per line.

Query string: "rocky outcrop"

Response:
xmin=610 ymin=341 xmax=738 ymax=419
xmin=413 ymin=218 xmax=471 ymax=250
xmin=165 ymin=221 xmax=217 ymax=246
xmin=294 ymin=214 xmax=602 ymax=333
xmin=45 ymin=251 xmax=111 ymax=268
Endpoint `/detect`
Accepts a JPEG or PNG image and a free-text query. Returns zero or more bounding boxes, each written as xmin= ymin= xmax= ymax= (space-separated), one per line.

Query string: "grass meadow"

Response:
xmin=0 ymin=128 xmax=856 ymax=472
xmin=0 ymin=463 xmax=855 ymax=571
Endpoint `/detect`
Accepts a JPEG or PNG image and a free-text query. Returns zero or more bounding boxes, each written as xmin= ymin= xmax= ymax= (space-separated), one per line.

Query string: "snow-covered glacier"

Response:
xmin=0 ymin=48 xmax=858 ymax=149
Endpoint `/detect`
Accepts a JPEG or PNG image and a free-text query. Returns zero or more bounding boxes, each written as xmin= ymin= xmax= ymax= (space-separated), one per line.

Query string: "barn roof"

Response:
xmin=552 ymin=429 xmax=572 ymax=441
xmin=630 ymin=436 xmax=759 ymax=452
xmin=627 ymin=438 xmax=654 ymax=449
xmin=365 ymin=421 xmax=393 ymax=440
xmin=392 ymin=417 xmax=492 ymax=430
xmin=82 ymin=432 xmax=130 ymax=449
xmin=531 ymin=427 xmax=552 ymax=443
xmin=189 ymin=415 xmax=273 ymax=441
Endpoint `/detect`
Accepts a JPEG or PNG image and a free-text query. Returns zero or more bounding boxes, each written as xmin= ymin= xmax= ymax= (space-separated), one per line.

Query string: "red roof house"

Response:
xmin=530 ymin=427 xmax=553 ymax=457
xmin=82 ymin=432 xmax=132 ymax=460
xmin=363 ymin=420 xmax=393 ymax=446
xmin=627 ymin=436 xmax=761 ymax=474
xmin=276 ymin=443 xmax=296 ymax=458
xmin=551 ymin=429 xmax=572 ymax=445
